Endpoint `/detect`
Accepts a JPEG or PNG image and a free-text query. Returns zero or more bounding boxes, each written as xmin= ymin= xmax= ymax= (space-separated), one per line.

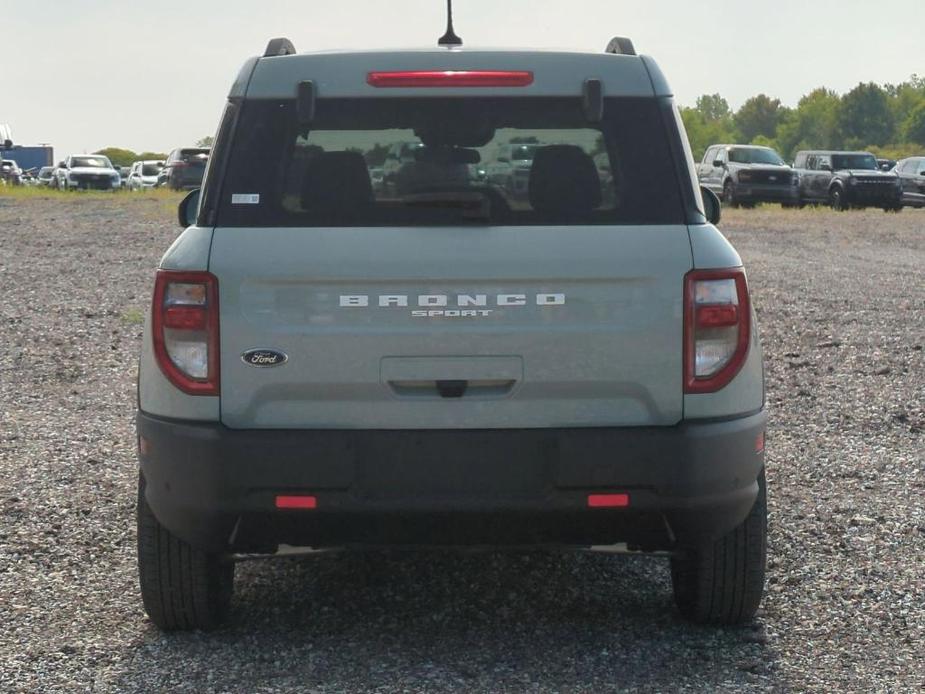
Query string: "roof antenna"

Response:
xmin=438 ymin=0 xmax=463 ymax=47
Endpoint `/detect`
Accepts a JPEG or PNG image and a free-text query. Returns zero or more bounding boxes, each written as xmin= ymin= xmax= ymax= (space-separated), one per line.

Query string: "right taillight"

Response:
xmin=684 ymin=268 xmax=751 ymax=394
xmin=151 ymin=270 xmax=220 ymax=395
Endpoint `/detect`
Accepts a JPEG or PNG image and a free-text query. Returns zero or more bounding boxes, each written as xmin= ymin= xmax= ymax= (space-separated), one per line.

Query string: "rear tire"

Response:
xmin=670 ymin=471 xmax=767 ymax=625
xmin=137 ymin=474 xmax=234 ymax=631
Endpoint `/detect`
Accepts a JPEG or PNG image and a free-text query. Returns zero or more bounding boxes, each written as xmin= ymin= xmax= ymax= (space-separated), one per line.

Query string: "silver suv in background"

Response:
xmin=136 ymin=35 xmax=768 ymax=631
xmin=126 ymin=160 xmax=165 ymax=191
xmin=894 ymin=156 xmax=925 ymax=208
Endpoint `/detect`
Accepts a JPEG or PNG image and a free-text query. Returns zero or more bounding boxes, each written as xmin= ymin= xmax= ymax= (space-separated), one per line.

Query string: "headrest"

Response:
xmin=301 ymin=151 xmax=373 ymax=216
xmin=528 ymin=145 xmax=602 ymax=218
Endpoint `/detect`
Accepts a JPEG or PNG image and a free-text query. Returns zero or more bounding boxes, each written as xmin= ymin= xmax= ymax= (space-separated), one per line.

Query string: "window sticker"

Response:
xmin=231 ymin=193 xmax=260 ymax=205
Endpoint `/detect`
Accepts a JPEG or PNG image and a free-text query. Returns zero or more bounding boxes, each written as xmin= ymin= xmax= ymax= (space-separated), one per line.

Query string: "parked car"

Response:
xmin=486 ymin=142 xmax=541 ymax=200
xmin=158 ymin=148 xmax=209 ymax=190
xmin=793 ymin=150 xmax=903 ymax=211
xmin=136 ymin=34 xmax=768 ymax=631
xmin=0 ymin=159 xmax=23 ymax=186
xmin=55 ymin=154 xmax=121 ymax=191
xmin=894 ymin=156 xmax=925 ymax=208
xmin=34 ymin=166 xmax=56 ymax=187
xmin=127 ymin=160 xmax=165 ymax=191
xmin=698 ymin=145 xmax=799 ymax=207
xmin=118 ymin=167 xmax=132 ymax=188
xmin=877 ymin=158 xmax=897 ymax=172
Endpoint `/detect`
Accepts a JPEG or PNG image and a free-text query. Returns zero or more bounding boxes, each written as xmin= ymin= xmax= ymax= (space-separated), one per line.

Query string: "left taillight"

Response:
xmin=683 ymin=268 xmax=751 ymax=394
xmin=152 ymin=270 xmax=220 ymax=395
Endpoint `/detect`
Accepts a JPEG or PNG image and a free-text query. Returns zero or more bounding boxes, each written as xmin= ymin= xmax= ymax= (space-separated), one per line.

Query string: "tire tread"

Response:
xmin=137 ymin=475 xmax=232 ymax=630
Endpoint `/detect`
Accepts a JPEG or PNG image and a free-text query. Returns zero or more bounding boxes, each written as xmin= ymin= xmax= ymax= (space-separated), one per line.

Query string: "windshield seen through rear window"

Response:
xmin=832 ymin=154 xmax=878 ymax=171
xmin=71 ymin=156 xmax=109 ymax=168
xmin=214 ymin=97 xmax=685 ymax=227
xmin=728 ymin=148 xmax=785 ymax=165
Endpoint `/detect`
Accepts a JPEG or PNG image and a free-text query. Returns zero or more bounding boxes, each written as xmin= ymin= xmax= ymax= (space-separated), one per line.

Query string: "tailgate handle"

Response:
xmin=436 ymin=380 xmax=467 ymax=398
xmin=388 ymin=379 xmax=517 ymax=399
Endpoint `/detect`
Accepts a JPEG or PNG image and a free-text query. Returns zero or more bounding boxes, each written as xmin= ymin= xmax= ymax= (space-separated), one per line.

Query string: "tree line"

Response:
xmin=92 ymin=80 xmax=925 ymax=169
xmin=681 ymin=75 xmax=925 ymax=162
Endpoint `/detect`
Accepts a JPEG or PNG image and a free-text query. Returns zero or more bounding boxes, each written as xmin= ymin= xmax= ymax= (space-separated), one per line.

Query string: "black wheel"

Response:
xmin=723 ymin=181 xmax=739 ymax=208
xmin=670 ymin=471 xmax=767 ymax=625
xmin=137 ymin=474 xmax=234 ymax=631
xmin=883 ymin=205 xmax=902 ymax=213
xmin=830 ymin=187 xmax=848 ymax=211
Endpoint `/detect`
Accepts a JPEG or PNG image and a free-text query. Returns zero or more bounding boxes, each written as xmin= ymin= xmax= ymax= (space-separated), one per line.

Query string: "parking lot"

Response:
xmin=0 ymin=195 xmax=922 ymax=692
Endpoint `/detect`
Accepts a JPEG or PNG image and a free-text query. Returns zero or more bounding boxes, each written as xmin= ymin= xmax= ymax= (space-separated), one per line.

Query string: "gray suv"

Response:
xmin=136 ymin=35 xmax=768 ymax=630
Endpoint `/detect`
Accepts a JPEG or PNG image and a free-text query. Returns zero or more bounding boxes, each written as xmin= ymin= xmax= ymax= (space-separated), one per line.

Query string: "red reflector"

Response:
xmin=367 ymin=70 xmax=534 ymax=88
xmin=696 ymin=304 xmax=739 ymax=328
xmin=163 ymin=305 xmax=207 ymax=330
xmin=587 ymin=493 xmax=630 ymax=508
xmin=755 ymin=431 xmax=765 ymax=453
xmin=275 ymin=495 xmax=317 ymax=510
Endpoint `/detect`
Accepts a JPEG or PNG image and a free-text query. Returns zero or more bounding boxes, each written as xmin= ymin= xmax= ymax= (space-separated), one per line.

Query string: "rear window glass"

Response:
xmin=180 ymin=149 xmax=209 ymax=163
xmin=142 ymin=164 xmax=162 ymax=176
xmin=216 ymin=97 xmax=684 ymax=227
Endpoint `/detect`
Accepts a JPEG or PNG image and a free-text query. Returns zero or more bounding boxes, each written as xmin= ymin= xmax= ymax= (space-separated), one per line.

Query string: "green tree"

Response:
xmin=681 ymin=107 xmax=738 ymax=161
xmin=137 ymin=151 xmax=168 ymax=161
xmin=696 ymin=94 xmax=732 ymax=122
xmin=735 ymin=95 xmax=788 ymax=143
xmin=196 ymin=136 xmax=214 ymax=148
xmin=775 ymin=88 xmax=841 ymax=158
xmin=838 ymin=83 xmax=895 ymax=148
xmin=94 ymin=147 xmax=137 ymax=167
xmin=903 ymin=101 xmax=925 ymax=146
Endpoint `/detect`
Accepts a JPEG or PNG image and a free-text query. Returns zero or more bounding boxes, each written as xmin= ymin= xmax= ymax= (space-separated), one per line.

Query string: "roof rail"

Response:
xmin=264 ymin=38 xmax=296 ymax=58
xmin=605 ymin=37 xmax=636 ymax=56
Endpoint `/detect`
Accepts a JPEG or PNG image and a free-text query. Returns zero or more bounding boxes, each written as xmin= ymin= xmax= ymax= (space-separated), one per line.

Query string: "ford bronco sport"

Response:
xmin=136 ymin=33 xmax=768 ymax=631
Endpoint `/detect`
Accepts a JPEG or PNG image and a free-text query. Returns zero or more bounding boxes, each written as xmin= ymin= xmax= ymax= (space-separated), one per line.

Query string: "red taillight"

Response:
xmin=684 ymin=268 xmax=751 ymax=394
xmin=367 ymin=70 xmax=534 ymax=88
xmin=151 ymin=270 xmax=220 ymax=396
xmin=587 ymin=493 xmax=630 ymax=508
xmin=275 ymin=495 xmax=318 ymax=510
xmin=163 ymin=305 xmax=208 ymax=330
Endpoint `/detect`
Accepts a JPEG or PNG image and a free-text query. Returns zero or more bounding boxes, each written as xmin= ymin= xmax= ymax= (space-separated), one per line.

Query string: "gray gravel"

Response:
xmin=0 ymin=196 xmax=923 ymax=692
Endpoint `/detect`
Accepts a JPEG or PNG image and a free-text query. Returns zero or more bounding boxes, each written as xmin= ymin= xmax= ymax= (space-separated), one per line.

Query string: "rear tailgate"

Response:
xmin=211 ymin=225 xmax=691 ymax=429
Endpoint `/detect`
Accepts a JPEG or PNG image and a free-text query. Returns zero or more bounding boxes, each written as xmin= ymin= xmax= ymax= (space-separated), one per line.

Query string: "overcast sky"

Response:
xmin=4 ymin=0 xmax=922 ymax=160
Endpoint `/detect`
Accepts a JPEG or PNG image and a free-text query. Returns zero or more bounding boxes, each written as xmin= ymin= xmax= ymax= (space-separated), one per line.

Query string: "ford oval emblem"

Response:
xmin=241 ymin=349 xmax=288 ymax=368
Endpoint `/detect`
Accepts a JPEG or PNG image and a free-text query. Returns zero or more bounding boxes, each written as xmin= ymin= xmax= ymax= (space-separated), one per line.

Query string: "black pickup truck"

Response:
xmin=793 ymin=150 xmax=903 ymax=211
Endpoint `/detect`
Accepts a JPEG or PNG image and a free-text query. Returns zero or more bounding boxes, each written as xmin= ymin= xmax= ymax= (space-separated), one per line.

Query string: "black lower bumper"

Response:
xmin=137 ymin=411 xmax=767 ymax=553
xmin=733 ymin=183 xmax=800 ymax=204
xmin=847 ymin=187 xmax=902 ymax=207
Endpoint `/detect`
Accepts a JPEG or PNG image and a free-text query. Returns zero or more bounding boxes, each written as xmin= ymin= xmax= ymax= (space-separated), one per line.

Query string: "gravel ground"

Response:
xmin=0 ymin=196 xmax=922 ymax=693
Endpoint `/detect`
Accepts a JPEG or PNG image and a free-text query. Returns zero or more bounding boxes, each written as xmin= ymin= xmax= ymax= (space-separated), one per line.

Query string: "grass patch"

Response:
xmin=0 ymin=185 xmax=185 ymax=205
xmin=122 ymin=308 xmax=146 ymax=326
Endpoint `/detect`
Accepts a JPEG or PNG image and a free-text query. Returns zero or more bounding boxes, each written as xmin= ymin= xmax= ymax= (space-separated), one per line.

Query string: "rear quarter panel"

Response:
xmin=684 ymin=224 xmax=765 ymax=418
xmin=138 ymin=225 xmax=220 ymax=421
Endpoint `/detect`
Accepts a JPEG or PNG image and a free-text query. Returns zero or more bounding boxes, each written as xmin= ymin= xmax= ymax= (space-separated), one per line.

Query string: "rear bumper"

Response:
xmin=137 ymin=410 xmax=767 ymax=553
